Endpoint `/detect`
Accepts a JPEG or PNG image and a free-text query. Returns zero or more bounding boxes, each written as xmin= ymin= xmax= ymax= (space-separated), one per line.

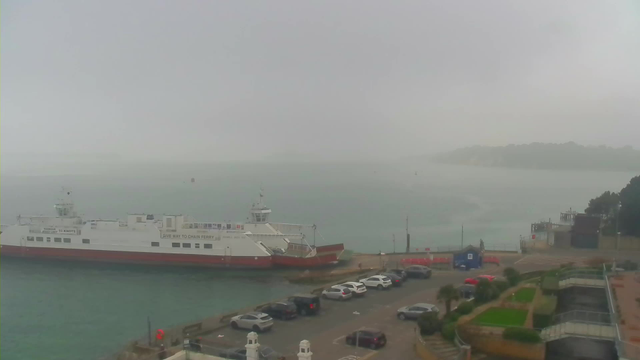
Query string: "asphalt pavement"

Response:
xmin=196 ymin=251 xmax=627 ymax=360
xmin=200 ymin=268 xmax=500 ymax=360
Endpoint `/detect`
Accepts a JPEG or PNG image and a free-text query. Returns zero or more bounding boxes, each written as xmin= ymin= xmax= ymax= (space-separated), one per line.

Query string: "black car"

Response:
xmin=458 ymin=284 xmax=476 ymax=299
xmin=380 ymin=272 xmax=403 ymax=286
xmin=258 ymin=301 xmax=298 ymax=320
xmin=345 ymin=328 xmax=387 ymax=350
xmin=219 ymin=346 xmax=285 ymax=360
xmin=388 ymin=268 xmax=408 ymax=280
xmin=287 ymin=294 xmax=321 ymax=316
xmin=404 ymin=265 xmax=432 ymax=279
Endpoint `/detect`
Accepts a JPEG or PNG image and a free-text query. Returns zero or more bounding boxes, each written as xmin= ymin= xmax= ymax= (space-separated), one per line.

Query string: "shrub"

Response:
xmin=502 ymin=327 xmax=542 ymax=343
xmin=443 ymin=311 xmax=461 ymax=324
xmin=475 ymin=279 xmax=499 ymax=303
xmin=441 ymin=322 xmax=456 ymax=341
xmin=417 ymin=311 xmax=442 ymax=335
xmin=533 ymin=295 xmax=557 ymax=328
xmin=541 ymin=276 xmax=559 ymax=295
xmin=503 ymin=267 xmax=521 ymax=286
xmin=493 ymin=280 xmax=510 ymax=293
xmin=455 ymin=301 xmax=474 ymax=315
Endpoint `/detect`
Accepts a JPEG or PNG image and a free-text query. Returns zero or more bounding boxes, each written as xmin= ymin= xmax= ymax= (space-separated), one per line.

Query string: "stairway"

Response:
xmin=422 ymin=336 xmax=487 ymax=360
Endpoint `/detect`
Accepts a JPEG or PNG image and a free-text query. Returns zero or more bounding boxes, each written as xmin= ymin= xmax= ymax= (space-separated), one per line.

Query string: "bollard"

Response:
xmin=298 ymin=340 xmax=312 ymax=360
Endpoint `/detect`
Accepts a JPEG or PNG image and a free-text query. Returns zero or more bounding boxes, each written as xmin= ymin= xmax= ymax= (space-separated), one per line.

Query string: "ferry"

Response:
xmin=0 ymin=190 xmax=344 ymax=268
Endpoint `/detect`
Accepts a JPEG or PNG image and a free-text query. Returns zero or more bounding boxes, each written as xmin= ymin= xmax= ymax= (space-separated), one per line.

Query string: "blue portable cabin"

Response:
xmin=452 ymin=245 xmax=483 ymax=270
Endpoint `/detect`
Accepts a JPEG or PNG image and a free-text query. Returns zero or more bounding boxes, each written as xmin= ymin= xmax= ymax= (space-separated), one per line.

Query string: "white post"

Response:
xmin=298 ymin=340 xmax=312 ymax=360
xmin=245 ymin=332 xmax=260 ymax=360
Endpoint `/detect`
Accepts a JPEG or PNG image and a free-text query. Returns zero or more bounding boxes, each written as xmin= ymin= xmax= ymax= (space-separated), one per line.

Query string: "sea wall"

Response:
xmin=599 ymin=235 xmax=640 ymax=251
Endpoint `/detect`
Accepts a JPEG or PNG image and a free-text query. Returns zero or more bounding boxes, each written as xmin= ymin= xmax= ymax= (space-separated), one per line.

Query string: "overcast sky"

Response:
xmin=2 ymin=1 xmax=639 ymax=161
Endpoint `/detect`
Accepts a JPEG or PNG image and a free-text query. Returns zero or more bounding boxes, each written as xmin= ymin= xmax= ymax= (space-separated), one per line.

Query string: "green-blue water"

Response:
xmin=1 ymin=161 xmax=636 ymax=360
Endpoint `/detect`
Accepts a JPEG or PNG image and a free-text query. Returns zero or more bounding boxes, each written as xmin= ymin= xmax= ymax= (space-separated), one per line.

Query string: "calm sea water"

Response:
xmin=1 ymin=161 xmax=636 ymax=360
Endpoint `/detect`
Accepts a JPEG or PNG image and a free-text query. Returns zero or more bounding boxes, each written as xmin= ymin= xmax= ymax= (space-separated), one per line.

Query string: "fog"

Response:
xmin=2 ymin=1 xmax=639 ymax=164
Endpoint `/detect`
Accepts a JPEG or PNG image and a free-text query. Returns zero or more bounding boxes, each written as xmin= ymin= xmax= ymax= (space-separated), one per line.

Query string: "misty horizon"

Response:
xmin=3 ymin=1 xmax=640 ymax=162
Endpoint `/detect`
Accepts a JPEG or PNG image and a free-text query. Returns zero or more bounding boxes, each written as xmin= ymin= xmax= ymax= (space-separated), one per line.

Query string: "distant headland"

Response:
xmin=432 ymin=142 xmax=640 ymax=172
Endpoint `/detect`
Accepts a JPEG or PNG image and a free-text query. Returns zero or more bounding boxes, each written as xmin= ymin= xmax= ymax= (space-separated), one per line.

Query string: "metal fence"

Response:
xmin=558 ymin=268 xmax=604 ymax=280
xmin=554 ymin=310 xmax=611 ymax=325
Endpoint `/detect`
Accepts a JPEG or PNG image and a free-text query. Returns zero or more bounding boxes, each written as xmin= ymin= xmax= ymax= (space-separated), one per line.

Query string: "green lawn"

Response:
xmin=472 ymin=307 xmax=528 ymax=327
xmin=509 ymin=287 xmax=536 ymax=303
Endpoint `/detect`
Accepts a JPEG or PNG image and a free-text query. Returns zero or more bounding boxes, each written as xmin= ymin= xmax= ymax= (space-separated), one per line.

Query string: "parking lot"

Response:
xmin=199 ymin=268 xmax=499 ymax=360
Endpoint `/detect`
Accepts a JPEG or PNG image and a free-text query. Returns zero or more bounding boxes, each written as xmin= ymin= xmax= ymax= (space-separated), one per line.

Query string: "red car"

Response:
xmin=464 ymin=275 xmax=496 ymax=285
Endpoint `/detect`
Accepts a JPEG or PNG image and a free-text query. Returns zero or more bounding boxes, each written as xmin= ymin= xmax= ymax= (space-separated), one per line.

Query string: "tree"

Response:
xmin=503 ymin=267 xmax=521 ymax=286
xmin=437 ymin=284 xmax=460 ymax=314
xmin=475 ymin=279 xmax=499 ymax=303
xmin=417 ymin=311 xmax=441 ymax=335
xmin=619 ymin=176 xmax=640 ymax=237
xmin=585 ymin=191 xmax=620 ymax=217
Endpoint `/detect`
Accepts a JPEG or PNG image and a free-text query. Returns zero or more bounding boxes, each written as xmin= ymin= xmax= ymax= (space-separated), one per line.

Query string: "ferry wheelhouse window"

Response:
xmin=172 ymin=243 xmax=180 ymax=248
xmin=204 ymin=244 xmax=213 ymax=249
xmin=82 ymin=239 xmax=90 ymax=244
xmin=63 ymin=238 xmax=71 ymax=243
xmin=54 ymin=238 xmax=62 ymax=243
xmin=195 ymin=243 xmax=200 ymax=248
xmin=27 ymin=236 xmax=35 ymax=241
xmin=35 ymin=236 xmax=44 ymax=241
xmin=151 ymin=242 xmax=160 ymax=247
xmin=182 ymin=243 xmax=191 ymax=248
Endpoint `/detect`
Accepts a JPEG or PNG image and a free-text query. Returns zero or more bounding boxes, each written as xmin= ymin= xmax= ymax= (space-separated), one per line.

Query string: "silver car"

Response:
xmin=230 ymin=312 xmax=274 ymax=332
xmin=322 ymin=285 xmax=353 ymax=301
xmin=397 ymin=303 xmax=439 ymax=320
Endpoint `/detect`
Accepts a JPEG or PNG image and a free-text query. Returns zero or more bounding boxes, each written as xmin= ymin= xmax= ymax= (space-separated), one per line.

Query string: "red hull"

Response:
xmin=0 ymin=245 xmax=344 ymax=269
xmin=272 ymin=253 xmax=338 ymax=267
xmin=0 ymin=245 xmax=272 ymax=268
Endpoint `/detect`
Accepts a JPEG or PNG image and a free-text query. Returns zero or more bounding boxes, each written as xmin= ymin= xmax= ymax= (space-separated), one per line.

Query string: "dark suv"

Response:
xmin=258 ymin=301 xmax=298 ymax=320
xmin=404 ymin=265 xmax=432 ymax=279
xmin=287 ymin=294 xmax=321 ymax=316
xmin=345 ymin=328 xmax=387 ymax=349
xmin=388 ymin=268 xmax=408 ymax=280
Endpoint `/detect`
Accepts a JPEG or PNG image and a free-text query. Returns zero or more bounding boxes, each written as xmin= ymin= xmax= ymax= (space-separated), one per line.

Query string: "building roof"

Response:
xmin=452 ymin=245 xmax=482 ymax=255
xmin=572 ymin=214 xmax=601 ymax=235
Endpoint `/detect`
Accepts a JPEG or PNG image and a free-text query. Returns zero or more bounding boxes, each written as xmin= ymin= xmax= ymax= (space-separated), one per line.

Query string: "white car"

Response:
xmin=230 ymin=312 xmax=274 ymax=332
xmin=339 ymin=282 xmax=368 ymax=297
xmin=322 ymin=285 xmax=353 ymax=301
xmin=358 ymin=275 xmax=393 ymax=290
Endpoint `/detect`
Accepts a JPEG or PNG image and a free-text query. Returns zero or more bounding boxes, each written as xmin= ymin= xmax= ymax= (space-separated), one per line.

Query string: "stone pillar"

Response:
xmin=298 ymin=340 xmax=312 ymax=360
xmin=245 ymin=332 xmax=260 ymax=360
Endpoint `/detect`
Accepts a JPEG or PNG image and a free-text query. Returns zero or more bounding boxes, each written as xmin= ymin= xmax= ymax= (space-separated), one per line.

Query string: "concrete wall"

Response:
xmin=599 ymin=235 xmax=640 ymax=251
xmin=463 ymin=333 xmax=545 ymax=360
xmin=167 ymin=351 xmax=224 ymax=360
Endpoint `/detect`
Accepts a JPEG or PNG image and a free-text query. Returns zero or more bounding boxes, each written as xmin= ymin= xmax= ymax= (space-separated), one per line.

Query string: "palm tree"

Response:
xmin=437 ymin=284 xmax=460 ymax=314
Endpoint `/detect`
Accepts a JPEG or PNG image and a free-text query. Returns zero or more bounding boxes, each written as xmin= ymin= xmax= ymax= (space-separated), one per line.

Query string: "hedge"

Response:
xmin=533 ymin=295 xmax=557 ymax=328
xmin=541 ymin=276 xmax=559 ymax=295
xmin=443 ymin=311 xmax=461 ymax=324
xmin=493 ymin=280 xmax=510 ymax=293
xmin=455 ymin=301 xmax=474 ymax=315
xmin=502 ymin=327 xmax=542 ymax=343
xmin=441 ymin=322 xmax=456 ymax=341
xmin=418 ymin=311 xmax=442 ymax=335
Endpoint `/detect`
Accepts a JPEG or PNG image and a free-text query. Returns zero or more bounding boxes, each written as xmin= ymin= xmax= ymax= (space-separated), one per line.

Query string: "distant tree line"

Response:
xmin=433 ymin=142 xmax=640 ymax=172
xmin=585 ymin=175 xmax=640 ymax=237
